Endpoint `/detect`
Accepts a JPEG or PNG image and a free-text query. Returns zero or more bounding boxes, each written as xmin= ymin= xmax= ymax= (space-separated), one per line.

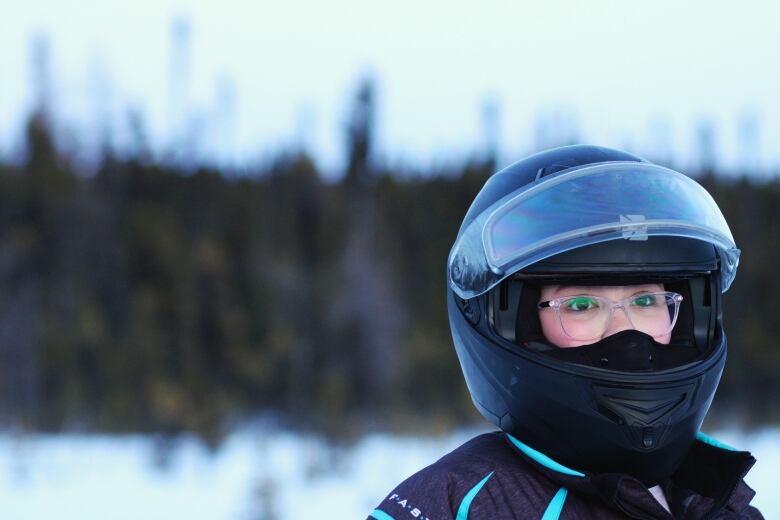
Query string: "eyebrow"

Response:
xmin=550 ymin=285 xmax=663 ymax=296
xmin=547 ymin=286 xmax=588 ymax=296
xmin=628 ymin=286 xmax=665 ymax=297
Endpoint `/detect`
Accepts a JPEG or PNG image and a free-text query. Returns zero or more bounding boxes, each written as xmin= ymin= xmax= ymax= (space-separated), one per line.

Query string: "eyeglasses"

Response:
xmin=538 ymin=291 xmax=684 ymax=341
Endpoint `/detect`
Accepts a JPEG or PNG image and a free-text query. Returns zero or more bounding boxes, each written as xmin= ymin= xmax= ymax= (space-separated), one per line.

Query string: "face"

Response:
xmin=538 ymin=284 xmax=672 ymax=348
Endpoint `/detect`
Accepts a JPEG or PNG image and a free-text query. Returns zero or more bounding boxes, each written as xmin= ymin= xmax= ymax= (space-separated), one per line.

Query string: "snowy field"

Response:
xmin=0 ymin=426 xmax=776 ymax=519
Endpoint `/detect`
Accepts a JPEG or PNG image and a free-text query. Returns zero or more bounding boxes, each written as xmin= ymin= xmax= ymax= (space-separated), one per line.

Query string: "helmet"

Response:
xmin=446 ymin=144 xmax=740 ymax=485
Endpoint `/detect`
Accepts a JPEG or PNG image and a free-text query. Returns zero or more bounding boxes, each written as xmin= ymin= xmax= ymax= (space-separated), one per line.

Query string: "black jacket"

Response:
xmin=368 ymin=431 xmax=762 ymax=519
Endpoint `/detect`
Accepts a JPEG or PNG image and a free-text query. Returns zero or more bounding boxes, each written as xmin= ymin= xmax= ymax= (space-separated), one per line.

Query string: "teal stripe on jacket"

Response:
xmin=369 ymin=508 xmax=395 ymax=520
xmin=455 ymin=471 xmax=494 ymax=519
xmin=541 ymin=488 xmax=568 ymax=520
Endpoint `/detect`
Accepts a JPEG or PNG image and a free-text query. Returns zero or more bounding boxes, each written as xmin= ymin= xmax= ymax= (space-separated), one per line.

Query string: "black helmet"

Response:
xmin=446 ymin=145 xmax=740 ymax=485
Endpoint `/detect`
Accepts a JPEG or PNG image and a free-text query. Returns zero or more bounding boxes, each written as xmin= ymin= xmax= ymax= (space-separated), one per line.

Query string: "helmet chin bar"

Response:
xmin=449 ymin=290 xmax=727 ymax=485
xmin=453 ymin=263 xmax=725 ymax=485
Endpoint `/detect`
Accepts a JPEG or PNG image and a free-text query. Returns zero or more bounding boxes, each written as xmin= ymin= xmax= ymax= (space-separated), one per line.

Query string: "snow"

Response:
xmin=0 ymin=426 xmax=775 ymax=519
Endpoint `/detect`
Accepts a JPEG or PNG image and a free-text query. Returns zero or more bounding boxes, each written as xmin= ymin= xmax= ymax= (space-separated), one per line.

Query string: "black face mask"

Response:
xmin=532 ymin=329 xmax=702 ymax=371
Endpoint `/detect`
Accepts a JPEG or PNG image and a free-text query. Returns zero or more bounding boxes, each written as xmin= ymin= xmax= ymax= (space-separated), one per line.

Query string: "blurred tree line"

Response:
xmin=0 ymin=81 xmax=777 ymax=446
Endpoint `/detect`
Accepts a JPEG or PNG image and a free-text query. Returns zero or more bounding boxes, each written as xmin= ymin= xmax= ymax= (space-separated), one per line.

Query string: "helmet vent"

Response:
xmin=592 ymin=383 xmax=695 ymax=426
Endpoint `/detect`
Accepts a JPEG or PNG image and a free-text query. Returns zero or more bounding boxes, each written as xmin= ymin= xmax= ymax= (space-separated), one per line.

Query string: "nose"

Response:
xmin=602 ymin=305 xmax=634 ymax=338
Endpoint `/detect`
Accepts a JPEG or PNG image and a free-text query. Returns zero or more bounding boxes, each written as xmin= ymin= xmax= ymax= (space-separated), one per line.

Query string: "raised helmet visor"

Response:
xmin=448 ymin=162 xmax=740 ymax=300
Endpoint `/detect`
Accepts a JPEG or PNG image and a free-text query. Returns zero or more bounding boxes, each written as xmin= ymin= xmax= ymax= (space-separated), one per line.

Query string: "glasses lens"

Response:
xmin=555 ymin=292 xmax=682 ymax=341
xmin=626 ymin=292 xmax=681 ymax=338
xmin=558 ymin=296 xmax=611 ymax=341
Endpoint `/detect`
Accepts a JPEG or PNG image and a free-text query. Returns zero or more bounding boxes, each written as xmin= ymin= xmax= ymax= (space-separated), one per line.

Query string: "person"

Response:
xmin=368 ymin=145 xmax=763 ymax=519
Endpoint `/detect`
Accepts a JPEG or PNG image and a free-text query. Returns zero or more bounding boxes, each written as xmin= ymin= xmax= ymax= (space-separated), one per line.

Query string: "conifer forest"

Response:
xmin=1 ymin=82 xmax=779 ymax=448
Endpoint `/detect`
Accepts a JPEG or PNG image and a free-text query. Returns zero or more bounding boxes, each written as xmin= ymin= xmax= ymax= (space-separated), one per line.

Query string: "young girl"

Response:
xmin=369 ymin=145 xmax=762 ymax=519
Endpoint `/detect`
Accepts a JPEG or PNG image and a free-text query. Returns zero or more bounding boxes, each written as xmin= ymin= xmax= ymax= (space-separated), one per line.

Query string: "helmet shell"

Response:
xmin=447 ymin=145 xmax=735 ymax=484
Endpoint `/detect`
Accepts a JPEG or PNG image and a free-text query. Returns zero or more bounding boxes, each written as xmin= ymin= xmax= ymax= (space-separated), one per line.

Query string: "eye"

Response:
xmin=563 ymin=296 xmax=599 ymax=312
xmin=632 ymin=293 xmax=657 ymax=307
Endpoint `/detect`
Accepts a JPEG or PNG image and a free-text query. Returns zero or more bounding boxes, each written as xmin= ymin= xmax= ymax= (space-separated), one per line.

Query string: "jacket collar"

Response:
xmin=504 ymin=432 xmax=757 ymax=518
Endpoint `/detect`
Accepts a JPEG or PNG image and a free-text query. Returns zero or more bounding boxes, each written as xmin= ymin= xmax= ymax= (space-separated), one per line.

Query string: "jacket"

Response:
xmin=367 ymin=431 xmax=762 ymax=519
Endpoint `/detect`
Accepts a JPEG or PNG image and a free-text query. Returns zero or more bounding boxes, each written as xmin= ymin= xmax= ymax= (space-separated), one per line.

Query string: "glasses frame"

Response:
xmin=538 ymin=291 xmax=684 ymax=341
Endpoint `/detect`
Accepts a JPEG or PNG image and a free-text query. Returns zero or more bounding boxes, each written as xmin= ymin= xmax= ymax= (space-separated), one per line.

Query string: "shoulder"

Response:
xmin=368 ymin=432 xmax=562 ymax=520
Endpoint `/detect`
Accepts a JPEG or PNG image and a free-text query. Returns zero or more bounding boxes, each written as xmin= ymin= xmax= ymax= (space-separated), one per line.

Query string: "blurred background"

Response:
xmin=0 ymin=1 xmax=779 ymax=518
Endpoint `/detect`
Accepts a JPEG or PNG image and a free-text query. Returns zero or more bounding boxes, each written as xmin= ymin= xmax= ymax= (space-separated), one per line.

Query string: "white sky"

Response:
xmin=1 ymin=0 xmax=779 ymax=176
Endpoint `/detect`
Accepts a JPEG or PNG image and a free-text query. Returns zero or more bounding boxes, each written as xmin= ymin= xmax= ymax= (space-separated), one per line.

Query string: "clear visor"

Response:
xmin=448 ymin=162 xmax=740 ymax=299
